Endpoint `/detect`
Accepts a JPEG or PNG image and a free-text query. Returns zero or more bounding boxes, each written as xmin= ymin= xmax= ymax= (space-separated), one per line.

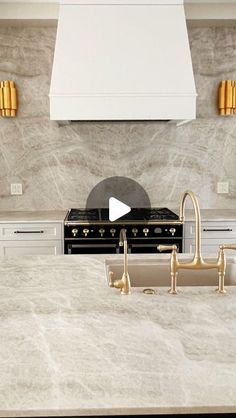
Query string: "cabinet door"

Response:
xmin=185 ymin=222 xmax=236 ymax=239
xmin=0 ymin=223 xmax=62 ymax=241
xmin=0 ymin=240 xmax=63 ymax=256
xmin=184 ymin=239 xmax=236 ymax=255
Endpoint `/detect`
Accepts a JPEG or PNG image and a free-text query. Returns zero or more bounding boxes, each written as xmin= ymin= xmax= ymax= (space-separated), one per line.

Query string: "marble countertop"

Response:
xmin=183 ymin=209 xmax=236 ymax=222
xmin=0 ymin=209 xmax=235 ymax=223
xmin=1 ymin=253 xmax=236 ymax=417
xmin=0 ymin=211 xmax=67 ymax=223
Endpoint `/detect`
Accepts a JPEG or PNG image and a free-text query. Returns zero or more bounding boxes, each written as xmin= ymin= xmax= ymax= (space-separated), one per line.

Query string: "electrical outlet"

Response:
xmin=217 ymin=182 xmax=229 ymax=194
xmin=11 ymin=183 xmax=23 ymax=195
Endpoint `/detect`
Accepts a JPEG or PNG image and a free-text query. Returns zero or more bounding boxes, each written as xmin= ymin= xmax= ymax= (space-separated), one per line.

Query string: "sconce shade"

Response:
xmin=0 ymin=80 xmax=17 ymax=117
xmin=218 ymin=80 xmax=236 ymax=116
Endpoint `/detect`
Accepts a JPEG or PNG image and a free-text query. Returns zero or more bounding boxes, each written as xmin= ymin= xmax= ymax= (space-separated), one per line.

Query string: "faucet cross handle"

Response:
xmin=158 ymin=244 xmax=177 ymax=253
xmin=220 ymin=244 xmax=236 ymax=251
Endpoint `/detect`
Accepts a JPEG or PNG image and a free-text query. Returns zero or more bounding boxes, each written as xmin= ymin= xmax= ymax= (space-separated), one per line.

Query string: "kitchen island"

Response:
xmin=1 ymin=254 xmax=236 ymax=417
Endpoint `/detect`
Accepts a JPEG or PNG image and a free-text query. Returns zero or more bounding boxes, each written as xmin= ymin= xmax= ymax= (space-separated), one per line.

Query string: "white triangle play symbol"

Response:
xmin=109 ymin=197 xmax=131 ymax=222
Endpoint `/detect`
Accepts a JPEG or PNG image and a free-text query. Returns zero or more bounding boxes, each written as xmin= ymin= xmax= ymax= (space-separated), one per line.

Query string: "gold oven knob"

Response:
xmin=143 ymin=228 xmax=149 ymax=237
xmin=72 ymin=228 xmax=78 ymax=237
xmin=169 ymin=228 xmax=176 ymax=236
xmin=83 ymin=228 xmax=89 ymax=237
xmin=132 ymin=228 xmax=138 ymax=237
xmin=99 ymin=228 xmax=105 ymax=237
xmin=110 ymin=228 xmax=116 ymax=237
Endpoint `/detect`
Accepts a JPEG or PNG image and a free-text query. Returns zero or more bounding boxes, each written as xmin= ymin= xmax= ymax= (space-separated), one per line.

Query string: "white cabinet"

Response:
xmin=0 ymin=222 xmax=63 ymax=256
xmin=184 ymin=221 xmax=236 ymax=255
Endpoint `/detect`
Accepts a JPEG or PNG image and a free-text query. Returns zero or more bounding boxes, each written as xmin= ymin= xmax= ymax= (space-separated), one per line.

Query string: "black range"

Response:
xmin=64 ymin=207 xmax=183 ymax=255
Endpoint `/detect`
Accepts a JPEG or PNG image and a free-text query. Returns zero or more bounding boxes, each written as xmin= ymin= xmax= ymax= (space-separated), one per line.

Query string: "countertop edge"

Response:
xmin=1 ymin=404 xmax=236 ymax=417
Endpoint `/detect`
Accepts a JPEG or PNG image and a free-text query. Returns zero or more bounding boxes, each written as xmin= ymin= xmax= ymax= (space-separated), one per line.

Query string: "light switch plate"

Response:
xmin=11 ymin=183 xmax=23 ymax=195
xmin=217 ymin=182 xmax=229 ymax=194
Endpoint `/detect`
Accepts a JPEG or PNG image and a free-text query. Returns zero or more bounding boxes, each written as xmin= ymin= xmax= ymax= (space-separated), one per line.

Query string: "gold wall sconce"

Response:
xmin=218 ymin=80 xmax=236 ymax=116
xmin=0 ymin=80 xmax=17 ymax=117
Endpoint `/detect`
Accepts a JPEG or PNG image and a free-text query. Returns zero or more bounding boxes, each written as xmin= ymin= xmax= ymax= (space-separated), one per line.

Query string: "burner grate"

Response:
xmin=67 ymin=207 xmax=179 ymax=222
xmin=68 ymin=208 xmax=99 ymax=221
xmin=147 ymin=208 xmax=179 ymax=221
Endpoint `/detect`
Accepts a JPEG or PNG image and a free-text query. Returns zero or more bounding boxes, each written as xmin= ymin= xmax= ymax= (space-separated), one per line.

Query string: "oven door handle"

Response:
xmin=129 ymin=243 xmax=180 ymax=253
xmin=67 ymin=243 xmax=119 ymax=254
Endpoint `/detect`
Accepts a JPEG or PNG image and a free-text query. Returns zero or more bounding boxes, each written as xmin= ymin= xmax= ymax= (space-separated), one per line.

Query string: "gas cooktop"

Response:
xmin=64 ymin=207 xmax=183 ymax=254
xmin=66 ymin=207 xmax=180 ymax=223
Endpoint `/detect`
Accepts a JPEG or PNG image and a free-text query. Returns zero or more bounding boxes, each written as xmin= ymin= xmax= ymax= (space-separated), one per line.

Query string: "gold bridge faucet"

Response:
xmin=109 ymin=228 xmax=131 ymax=295
xmin=158 ymin=190 xmax=229 ymax=294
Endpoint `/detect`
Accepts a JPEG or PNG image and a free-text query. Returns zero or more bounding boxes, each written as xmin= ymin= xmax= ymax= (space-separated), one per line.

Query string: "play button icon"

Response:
xmin=109 ymin=197 xmax=131 ymax=222
xmin=86 ymin=176 xmax=151 ymax=222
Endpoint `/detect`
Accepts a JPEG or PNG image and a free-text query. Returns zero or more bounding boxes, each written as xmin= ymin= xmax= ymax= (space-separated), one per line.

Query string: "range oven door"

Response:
xmin=66 ymin=242 xmax=120 ymax=254
xmin=129 ymin=239 xmax=182 ymax=253
xmin=65 ymin=239 xmax=182 ymax=254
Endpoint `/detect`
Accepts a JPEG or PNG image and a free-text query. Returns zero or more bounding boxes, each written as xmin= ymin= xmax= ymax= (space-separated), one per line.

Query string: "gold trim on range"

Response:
xmin=65 ymin=219 xmax=183 ymax=226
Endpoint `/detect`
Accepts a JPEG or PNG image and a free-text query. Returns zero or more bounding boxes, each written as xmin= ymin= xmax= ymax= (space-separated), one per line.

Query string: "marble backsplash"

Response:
xmin=0 ymin=25 xmax=235 ymax=210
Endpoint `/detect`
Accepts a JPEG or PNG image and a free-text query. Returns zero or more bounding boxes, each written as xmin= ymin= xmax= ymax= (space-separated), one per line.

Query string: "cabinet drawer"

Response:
xmin=0 ymin=240 xmax=63 ymax=256
xmin=185 ymin=222 xmax=236 ymax=239
xmin=0 ymin=223 xmax=62 ymax=241
xmin=184 ymin=238 xmax=236 ymax=255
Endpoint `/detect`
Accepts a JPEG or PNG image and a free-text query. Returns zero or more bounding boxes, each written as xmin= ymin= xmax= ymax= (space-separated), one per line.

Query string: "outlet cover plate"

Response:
xmin=11 ymin=183 xmax=23 ymax=195
xmin=217 ymin=182 xmax=229 ymax=194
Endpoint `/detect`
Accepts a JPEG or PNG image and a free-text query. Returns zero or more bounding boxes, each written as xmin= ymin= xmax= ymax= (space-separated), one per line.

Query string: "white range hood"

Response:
xmin=49 ymin=0 xmax=197 ymax=121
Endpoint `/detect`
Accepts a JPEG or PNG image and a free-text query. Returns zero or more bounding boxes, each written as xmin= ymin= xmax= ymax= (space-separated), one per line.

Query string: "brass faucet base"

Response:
xmin=168 ymin=289 xmax=178 ymax=295
xmin=215 ymin=284 xmax=227 ymax=294
xmin=113 ymin=273 xmax=131 ymax=295
xmin=216 ymin=289 xmax=227 ymax=294
xmin=121 ymin=288 xmax=131 ymax=295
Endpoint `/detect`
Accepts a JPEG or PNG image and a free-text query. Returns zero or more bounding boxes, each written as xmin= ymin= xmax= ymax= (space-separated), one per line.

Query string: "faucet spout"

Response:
xmin=119 ymin=228 xmax=129 ymax=280
xmin=180 ymin=190 xmax=203 ymax=262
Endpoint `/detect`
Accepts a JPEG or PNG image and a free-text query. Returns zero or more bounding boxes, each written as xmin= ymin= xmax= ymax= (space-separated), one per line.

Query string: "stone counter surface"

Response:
xmin=0 ymin=209 xmax=235 ymax=223
xmin=0 ymin=211 xmax=67 ymax=223
xmin=1 ymin=254 xmax=236 ymax=417
xmin=184 ymin=209 xmax=236 ymax=222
